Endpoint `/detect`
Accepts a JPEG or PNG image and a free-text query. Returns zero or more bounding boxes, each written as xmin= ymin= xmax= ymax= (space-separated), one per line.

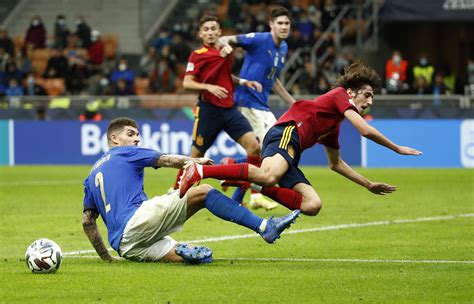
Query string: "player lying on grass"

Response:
xmin=82 ymin=117 xmax=300 ymax=264
xmin=179 ymin=61 xmax=422 ymax=216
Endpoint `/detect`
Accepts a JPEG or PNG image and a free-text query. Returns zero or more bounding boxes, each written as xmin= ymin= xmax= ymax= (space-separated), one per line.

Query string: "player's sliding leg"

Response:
xmin=186 ymin=185 xmax=300 ymax=244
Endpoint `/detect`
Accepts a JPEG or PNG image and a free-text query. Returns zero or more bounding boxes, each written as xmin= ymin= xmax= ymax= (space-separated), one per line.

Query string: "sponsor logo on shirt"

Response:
xmin=186 ymin=62 xmax=195 ymax=72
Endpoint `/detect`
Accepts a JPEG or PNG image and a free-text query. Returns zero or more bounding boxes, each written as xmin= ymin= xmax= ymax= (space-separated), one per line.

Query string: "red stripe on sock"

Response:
xmin=203 ymin=163 xmax=249 ymax=180
xmin=260 ymin=186 xmax=302 ymax=210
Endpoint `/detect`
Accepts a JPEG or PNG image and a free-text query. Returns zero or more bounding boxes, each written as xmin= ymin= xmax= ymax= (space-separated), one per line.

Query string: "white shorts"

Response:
xmin=118 ymin=190 xmax=187 ymax=262
xmin=238 ymin=106 xmax=277 ymax=143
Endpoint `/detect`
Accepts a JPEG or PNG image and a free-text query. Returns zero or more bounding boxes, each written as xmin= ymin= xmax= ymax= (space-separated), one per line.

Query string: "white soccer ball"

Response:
xmin=25 ymin=238 xmax=63 ymax=274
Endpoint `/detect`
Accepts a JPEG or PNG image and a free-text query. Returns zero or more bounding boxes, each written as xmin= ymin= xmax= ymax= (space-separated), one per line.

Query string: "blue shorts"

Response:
xmin=262 ymin=123 xmax=311 ymax=188
xmin=192 ymin=100 xmax=253 ymax=153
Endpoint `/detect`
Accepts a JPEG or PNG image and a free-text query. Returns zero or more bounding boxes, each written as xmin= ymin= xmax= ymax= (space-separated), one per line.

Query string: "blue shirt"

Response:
xmin=235 ymin=32 xmax=288 ymax=111
xmin=83 ymin=146 xmax=162 ymax=250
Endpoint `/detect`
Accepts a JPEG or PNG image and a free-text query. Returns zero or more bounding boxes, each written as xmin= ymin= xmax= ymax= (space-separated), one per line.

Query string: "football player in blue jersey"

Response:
xmin=218 ymin=6 xmax=295 ymax=210
xmin=82 ymin=117 xmax=300 ymax=264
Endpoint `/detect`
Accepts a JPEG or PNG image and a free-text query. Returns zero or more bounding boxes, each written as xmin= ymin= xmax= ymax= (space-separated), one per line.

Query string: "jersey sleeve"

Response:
xmin=185 ymin=52 xmax=203 ymax=76
xmin=333 ymin=88 xmax=358 ymax=114
xmin=126 ymin=147 xmax=162 ymax=168
xmin=236 ymin=32 xmax=261 ymax=51
xmin=83 ymin=177 xmax=97 ymax=211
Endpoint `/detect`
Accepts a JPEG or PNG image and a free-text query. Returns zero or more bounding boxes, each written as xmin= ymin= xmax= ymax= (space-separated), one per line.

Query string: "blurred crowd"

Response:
xmin=0 ymin=0 xmax=472 ymax=103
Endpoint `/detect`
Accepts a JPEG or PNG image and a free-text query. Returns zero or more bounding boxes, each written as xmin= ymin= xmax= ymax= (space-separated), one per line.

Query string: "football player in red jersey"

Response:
xmin=172 ymin=15 xmax=263 ymax=191
xmin=179 ymin=61 xmax=422 ymax=216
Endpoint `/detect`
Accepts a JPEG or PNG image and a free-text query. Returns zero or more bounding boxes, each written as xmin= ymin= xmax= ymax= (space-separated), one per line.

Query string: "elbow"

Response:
xmin=329 ymin=161 xmax=340 ymax=172
xmin=360 ymin=127 xmax=374 ymax=138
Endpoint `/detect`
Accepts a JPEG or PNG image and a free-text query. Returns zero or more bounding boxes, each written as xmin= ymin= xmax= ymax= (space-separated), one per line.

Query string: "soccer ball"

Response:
xmin=25 ymin=238 xmax=63 ymax=274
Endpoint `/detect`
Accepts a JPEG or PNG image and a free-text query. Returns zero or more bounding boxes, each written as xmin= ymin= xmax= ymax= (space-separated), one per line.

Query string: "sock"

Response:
xmin=260 ymin=186 xmax=302 ymax=210
xmin=173 ymin=168 xmax=184 ymax=190
xmin=204 ymin=189 xmax=263 ymax=232
xmin=202 ymin=163 xmax=248 ymax=180
xmin=231 ymin=186 xmax=247 ymax=204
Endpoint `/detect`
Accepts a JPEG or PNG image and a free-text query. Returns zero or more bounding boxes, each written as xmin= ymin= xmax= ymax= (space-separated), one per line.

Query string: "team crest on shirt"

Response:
xmin=196 ymin=134 xmax=204 ymax=146
xmin=194 ymin=47 xmax=208 ymax=54
xmin=287 ymin=145 xmax=295 ymax=159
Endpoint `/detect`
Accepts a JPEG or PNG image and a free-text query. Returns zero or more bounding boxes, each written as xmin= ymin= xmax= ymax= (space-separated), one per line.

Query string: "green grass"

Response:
xmin=0 ymin=166 xmax=473 ymax=303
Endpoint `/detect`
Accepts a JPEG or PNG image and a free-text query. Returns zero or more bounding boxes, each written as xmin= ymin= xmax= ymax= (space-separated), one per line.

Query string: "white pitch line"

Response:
xmin=63 ymin=256 xmax=474 ymax=265
xmin=64 ymin=213 xmax=474 ymax=256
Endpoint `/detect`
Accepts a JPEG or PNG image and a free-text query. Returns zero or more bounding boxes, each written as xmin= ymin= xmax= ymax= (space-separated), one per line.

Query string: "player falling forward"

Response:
xmin=217 ymin=6 xmax=295 ymax=210
xmin=82 ymin=117 xmax=300 ymax=264
xmin=171 ymin=15 xmax=263 ymax=191
xmin=179 ymin=61 xmax=422 ymax=217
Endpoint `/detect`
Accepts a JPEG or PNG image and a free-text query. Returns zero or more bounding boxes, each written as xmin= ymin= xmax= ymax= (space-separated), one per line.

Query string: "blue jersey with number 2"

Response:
xmin=83 ymin=146 xmax=162 ymax=250
xmin=235 ymin=32 xmax=288 ymax=111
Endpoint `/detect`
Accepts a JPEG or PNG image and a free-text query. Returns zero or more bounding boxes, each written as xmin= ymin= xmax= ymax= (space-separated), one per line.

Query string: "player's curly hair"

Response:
xmin=333 ymin=60 xmax=381 ymax=92
xmin=107 ymin=117 xmax=138 ymax=141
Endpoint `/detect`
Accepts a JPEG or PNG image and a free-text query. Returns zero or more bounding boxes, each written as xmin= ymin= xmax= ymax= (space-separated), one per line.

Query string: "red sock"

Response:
xmin=247 ymin=155 xmax=261 ymax=166
xmin=173 ymin=168 xmax=183 ymax=190
xmin=260 ymin=186 xmax=302 ymax=210
xmin=202 ymin=163 xmax=248 ymax=180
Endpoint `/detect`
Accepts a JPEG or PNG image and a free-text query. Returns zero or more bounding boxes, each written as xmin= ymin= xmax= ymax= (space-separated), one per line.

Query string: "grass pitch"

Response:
xmin=0 ymin=166 xmax=473 ymax=303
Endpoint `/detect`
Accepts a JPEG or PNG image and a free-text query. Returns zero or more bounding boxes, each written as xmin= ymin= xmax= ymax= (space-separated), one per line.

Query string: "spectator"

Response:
xmin=431 ymin=71 xmax=447 ymax=107
xmin=79 ymin=101 xmax=103 ymax=121
xmin=151 ymin=57 xmax=175 ymax=93
xmin=67 ymin=54 xmax=89 ymax=94
xmin=314 ymin=72 xmax=330 ymax=94
xmin=410 ymin=76 xmax=430 ymax=95
xmin=321 ymin=0 xmax=338 ymax=30
xmin=0 ymin=27 xmax=14 ymax=56
xmin=0 ymin=46 xmax=11 ymax=72
xmin=413 ymin=54 xmax=434 ymax=86
xmin=286 ymin=28 xmax=306 ymax=50
xmin=110 ymin=57 xmax=135 ymax=90
xmin=44 ymin=48 xmax=69 ymax=78
xmin=88 ymin=30 xmax=105 ymax=74
xmin=3 ymin=60 xmax=23 ymax=85
xmin=139 ymin=46 xmax=157 ymax=77
xmin=75 ymin=16 xmax=91 ymax=48
xmin=54 ymin=15 xmax=70 ymax=49
xmin=385 ymin=50 xmax=409 ymax=94
xmin=5 ymin=78 xmax=23 ymax=96
xmin=151 ymin=27 xmax=172 ymax=53
xmin=169 ymin=33 xmax=190 ymax=63
xmin=16 ymin=46 xmax=33 ymax=75
xmin=25 ymin=15 xmax=46 ymax=49
xmin=24 ymin=73 xmax=47 ymax=96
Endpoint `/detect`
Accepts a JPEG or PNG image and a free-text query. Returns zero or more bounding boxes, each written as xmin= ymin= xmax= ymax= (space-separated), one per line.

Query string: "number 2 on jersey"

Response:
xmin=95 ymin=172 xmax=111 ymax=213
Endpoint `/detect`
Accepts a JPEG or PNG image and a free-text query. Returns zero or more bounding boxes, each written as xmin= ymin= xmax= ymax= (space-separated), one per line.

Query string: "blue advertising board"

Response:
xmin=12 ymin=119 xmax=361 ymax=166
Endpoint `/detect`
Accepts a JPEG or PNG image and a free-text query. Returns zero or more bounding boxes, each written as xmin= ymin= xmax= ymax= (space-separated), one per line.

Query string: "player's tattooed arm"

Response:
xmin=82 ymin=209 xmax=117 ymax=262
xmin=157 ymin=154 xmax=214 ymax=169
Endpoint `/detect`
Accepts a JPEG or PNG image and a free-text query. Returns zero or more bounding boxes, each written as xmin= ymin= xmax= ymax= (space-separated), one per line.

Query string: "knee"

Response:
xmin=301 ymin=199 xmax=322 ymax=216
xmin=260 ymin=174 xmax=279 ymax=187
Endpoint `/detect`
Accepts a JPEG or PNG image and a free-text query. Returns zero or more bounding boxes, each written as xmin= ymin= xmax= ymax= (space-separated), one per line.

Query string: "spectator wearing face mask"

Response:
xmin=75 ymin=16 xmax=92 ymax=48
xmin=54 ymin=14 xmax=70 ymax=49
xmin=0 ymin=27 xmax=14 ymax=56
xmin=24 ymin=73 xmax=47 ymax=96
xmin=88 ymin=30 xmax=104 ymax=74
xmin=413 ymin=54 xmax=434 ymax=86
xmin=25 ymin=15 xmax=46 ymax=49
xmin=385 ymin=50 xmax=409 ymax=93
xmin=110 ymin=57 xmax=135 ymax=91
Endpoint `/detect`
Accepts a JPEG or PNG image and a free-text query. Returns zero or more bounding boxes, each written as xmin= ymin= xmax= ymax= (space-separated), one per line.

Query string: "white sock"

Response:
xmin=258 ymin=219 xmax=267 ymax=233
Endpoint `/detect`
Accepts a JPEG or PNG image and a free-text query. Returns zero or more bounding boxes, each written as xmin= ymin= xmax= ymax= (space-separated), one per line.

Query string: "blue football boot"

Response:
xmin=260 ymin=210 xmax=301 ymax=244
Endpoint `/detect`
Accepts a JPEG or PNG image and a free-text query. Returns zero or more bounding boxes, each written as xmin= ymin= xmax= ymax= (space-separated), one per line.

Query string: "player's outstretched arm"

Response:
xmin=156 ymin=154 xmax=214 ymax=169
xmin=344 ymin=109 xmax=422 ymax=155
xmin=218 ymin=35 xmax=238 ymax=57
xmin=82 ymin=210 xmax=118 ymax=261
xmin=325 ymin=146 xmax=396 ymax=195
xmin=273 ymin=78 xmax=296 ymax=105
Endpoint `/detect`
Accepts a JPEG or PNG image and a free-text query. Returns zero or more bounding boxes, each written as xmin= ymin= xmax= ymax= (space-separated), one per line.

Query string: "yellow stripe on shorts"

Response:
xmin=279 ymin=125 xmax=295 ymax=149
xmin=192 ymin=106 xmax=200 ymax=140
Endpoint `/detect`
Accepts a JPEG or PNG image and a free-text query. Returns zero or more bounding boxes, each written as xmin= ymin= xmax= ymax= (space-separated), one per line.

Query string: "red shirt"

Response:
xmin=185 ymin=45 xmax=234 ymax=108
xmin=276 ymin=87 xmax=358 ymax=150
xmin=385 ymin=59 xmax=408 ymax=82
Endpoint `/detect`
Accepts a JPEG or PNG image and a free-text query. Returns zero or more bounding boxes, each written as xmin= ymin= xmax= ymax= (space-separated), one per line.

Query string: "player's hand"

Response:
xmin=396 ymin=146 xmax=422 ymax=155
xmin=220 ymin=45 xmax=233 ymax=57
xmin=367 ymin=182 xmax=396 ymax=195
xmin=245 ymin=80 xmax=263 ymax=92
xmin=196 ymin=157 xmax=214 ymax=165
xmin=206 ymin=84 xmax=228 ymax=99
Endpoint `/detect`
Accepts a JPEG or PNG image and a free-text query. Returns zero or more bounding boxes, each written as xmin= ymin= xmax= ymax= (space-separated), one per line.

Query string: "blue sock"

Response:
xmin=231 ymin=187 xmax=247 ymax=203
xmin=204 ymin=189 xmax=263 ymax=232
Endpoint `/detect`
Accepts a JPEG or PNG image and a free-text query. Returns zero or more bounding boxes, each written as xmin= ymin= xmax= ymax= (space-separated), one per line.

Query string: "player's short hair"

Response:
xmin=107 ymin=117 xmax=138 ymax=142
xmin=270 ymin=6 xmax=290 ymax=21
xmin=333 ymin=60 xmax=381 ymax=92
xmin=198 ymin=15 xmax=220 ymax=29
